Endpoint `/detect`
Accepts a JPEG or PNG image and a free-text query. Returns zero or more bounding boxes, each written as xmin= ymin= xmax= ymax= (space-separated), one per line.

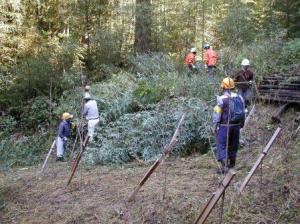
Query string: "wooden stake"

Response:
xmin=40 ymin=140 xmax=56 ymax=172
xmin=238 ymin=127 xmax=281 ymax=194
xmin=128 ymin=114 xmax=186 ymax=202
xmin=193 ymin=170 xmax=236 ymax=224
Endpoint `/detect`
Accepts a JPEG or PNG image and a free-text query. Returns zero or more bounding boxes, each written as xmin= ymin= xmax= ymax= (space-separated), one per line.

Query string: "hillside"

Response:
xmin=1 ymin=104 xmax=299 ymax=224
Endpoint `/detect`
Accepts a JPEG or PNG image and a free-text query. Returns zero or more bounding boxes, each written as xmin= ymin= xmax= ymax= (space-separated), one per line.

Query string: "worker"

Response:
xmin=212 ymin=77 xmax=245 ymax=173
xmin=204 ymin=43 xmax=218 ymax=76
xmin=83 ymin=92 xmax=100 ymax=143
xmin=233 ymin=58 xmax=254 ymax=110
xmin=184 ymin=47 xmax=197 ymax=70
xmin=56 ymin=112 xmax=73 ymax=161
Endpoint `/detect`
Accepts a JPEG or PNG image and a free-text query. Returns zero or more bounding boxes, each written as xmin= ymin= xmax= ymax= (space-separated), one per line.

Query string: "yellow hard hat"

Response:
xmin=62 ymin=112 xmax=73 ymax=120
xmin=220 ymin=77 xmax=235 ymax=89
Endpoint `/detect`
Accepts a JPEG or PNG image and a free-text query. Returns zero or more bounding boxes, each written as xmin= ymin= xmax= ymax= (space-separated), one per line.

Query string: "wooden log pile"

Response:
xmin=258 ymin=65 xmax=300 ymax=103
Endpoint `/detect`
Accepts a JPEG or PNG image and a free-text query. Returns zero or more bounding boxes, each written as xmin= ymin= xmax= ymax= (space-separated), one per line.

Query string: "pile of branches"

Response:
xmin=84 ymin=98 xmax=211 ymax=165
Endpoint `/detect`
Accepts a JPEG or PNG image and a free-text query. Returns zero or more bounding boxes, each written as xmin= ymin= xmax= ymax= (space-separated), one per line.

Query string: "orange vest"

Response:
xmin=204 ymin=48 xmax=218 ymax=66
xmin=184 ymin=53 xmax=196 ymax=65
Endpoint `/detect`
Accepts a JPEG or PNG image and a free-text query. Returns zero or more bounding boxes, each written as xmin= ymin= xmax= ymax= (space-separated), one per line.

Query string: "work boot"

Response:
xmin=56 ymin=156 xmax=64 ymax=162
xmin=228 ymin=158 xmax=236 ymax=169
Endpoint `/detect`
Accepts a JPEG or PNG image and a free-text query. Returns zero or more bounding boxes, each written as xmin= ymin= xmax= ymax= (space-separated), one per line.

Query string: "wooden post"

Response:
xmin=40 ymin=140 xmax=56 ymax=172
xmin=271 ymin=103 xmax=291 ymax=123
xmin=128 ymin=114 xmax=186 ymax=202
xmin=238 ymin=127 xmax=281 ymax=194
xmin=193 ymin=170 xmax=236 ymax=224
xmin=67 ymin=135 xmax=90 ymax=186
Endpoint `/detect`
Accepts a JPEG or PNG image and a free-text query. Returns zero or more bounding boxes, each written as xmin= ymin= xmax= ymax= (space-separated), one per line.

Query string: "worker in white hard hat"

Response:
xmin=184 ymin=47 xmax=197 ymax=70
xmin=204 ymin=43 xmax=218 ymax=77
xmin=56 ymin=112 xmax=73 ymax=161
xmin=83 ymin=92 xmax=100 ymax=143
xmin=233 ymin=58 xmax=254 ymax=109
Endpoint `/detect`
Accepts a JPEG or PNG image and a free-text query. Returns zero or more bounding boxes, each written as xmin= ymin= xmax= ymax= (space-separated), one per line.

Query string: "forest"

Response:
xmin=0 ymin=0 xmax=300 ymax=223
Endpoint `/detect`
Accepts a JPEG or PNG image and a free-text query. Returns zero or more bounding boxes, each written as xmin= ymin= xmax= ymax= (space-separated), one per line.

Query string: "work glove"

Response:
xmin=192 ymin=64 xmax=196 ymax=69
xmin=63 ymin=137 xmax=68 ymax=142
xmin=204 ymin=64 xmax=208 ymax=69
xmin=211 ymin=124 xmax=218 ymax=135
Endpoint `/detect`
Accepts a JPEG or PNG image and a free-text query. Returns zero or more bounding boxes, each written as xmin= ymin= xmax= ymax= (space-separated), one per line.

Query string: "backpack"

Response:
xmin=230 ymin=96 xmax=245 ymax=123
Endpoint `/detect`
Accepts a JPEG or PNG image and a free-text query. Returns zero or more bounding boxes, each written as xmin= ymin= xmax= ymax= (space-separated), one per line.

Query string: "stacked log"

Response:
xmin=258 ymin=68 xmax=300 ymax=103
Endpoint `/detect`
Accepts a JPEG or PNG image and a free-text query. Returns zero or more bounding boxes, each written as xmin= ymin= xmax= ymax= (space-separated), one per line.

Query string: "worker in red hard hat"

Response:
xmin=184 ymin=47 xmax=197 ymax=70
xmin=204 ymin=43 xmax=218 ymax=76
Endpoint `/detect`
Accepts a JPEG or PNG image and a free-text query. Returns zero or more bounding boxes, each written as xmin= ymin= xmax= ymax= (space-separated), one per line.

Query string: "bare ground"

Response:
xmin=0 ymin=104 xmax=299 ymax=224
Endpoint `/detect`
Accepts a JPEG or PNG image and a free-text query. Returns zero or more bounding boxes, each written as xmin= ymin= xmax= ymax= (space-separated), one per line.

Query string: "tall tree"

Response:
xmin=134 ymin=0 xmax=151 ymax=53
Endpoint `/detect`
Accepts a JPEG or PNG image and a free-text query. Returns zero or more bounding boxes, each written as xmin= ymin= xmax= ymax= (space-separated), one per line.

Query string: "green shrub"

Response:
xmin=0 ymin=115 xmax=17 ymax=135
xmin=284 ymin=38 xmax=300 ymax=62
xmin=21 ymin=96 xmax=51 ymax=130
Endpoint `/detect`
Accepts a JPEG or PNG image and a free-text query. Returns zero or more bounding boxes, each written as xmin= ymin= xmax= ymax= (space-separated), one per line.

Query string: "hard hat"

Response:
xmin=190 ymin=47 xmax=197 ymax=53
xmin=220 ymin=77 xmax=235 ymax=89
xmin=84 ymin=92 xmax=91 ymax=99
xmin=85 ymin=85 xmax=91 ymax=91
xmin=241 ymin=58 xmax=250 ymax=66
xmin=203 ymin=43 xmax=210 ymax=49
xmin=62 ymin=112 xmax=73 ymax=120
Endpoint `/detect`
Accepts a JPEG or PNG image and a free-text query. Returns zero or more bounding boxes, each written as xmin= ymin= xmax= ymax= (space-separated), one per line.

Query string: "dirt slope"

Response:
xmin=0 ymin=104 xmax=299 ymax=224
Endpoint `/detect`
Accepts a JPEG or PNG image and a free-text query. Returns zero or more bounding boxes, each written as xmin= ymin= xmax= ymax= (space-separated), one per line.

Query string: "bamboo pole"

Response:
xmin=238 ymin=127 xmax=281 ymax=194
xmin=67 ymin=135 xmax=90 ymax=186
xmin=128 ymin=114 xmax=186 ymax=202
xmin=40 ymin=140 xmax=56 ymax=172
xmin=193 ymin=170 xmax=236 ymax=224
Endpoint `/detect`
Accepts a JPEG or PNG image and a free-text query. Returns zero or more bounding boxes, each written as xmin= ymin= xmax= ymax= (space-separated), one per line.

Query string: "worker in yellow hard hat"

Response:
xmin=56 ymin=112 xmax=73 ymax=161
xmin=212 ymin=77 xmax=245 ymax=174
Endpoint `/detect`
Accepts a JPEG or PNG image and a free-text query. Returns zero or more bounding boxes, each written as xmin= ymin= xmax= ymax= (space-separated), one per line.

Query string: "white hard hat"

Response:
xmin=84 ymin=92 xmax=91 ymax=99
xmin=190 ymin=47 xmax=197 ymax=53
xmin=241 ymin=58 xmax=250 ymax=66
xmin=85 ymin=85 xmax=91 ymax=91
xmin=203 ymin=43 xmax=210 ymax=49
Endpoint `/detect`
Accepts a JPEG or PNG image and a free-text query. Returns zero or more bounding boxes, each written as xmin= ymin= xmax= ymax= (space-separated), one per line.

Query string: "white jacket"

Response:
xmin=83 ymin=100 xmax=99 ymax=120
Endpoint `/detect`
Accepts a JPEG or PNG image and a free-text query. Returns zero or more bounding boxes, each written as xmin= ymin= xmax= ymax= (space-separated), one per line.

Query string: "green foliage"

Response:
xmin=216 ymin=1 xmax=258 ymax=47
xmin=0 ymin=115 xmax=17 ymax=135
xmin=0 ymin=132 xmax=52 ymax=168
xmin=284 ymin=38 xmax=300 ymax=62
xmin=133 ymin=80 xmax=167 ymax=105
xmin=20 ymin=96 xmax=50 ymax=130
xmin=85 ymin=98 xmax=210 ymax=165
xmin=217 ymin=35 xmax=286 ymax=81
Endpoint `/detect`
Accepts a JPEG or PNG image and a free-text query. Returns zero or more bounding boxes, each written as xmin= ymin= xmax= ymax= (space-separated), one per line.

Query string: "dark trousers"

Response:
xmin=216 ymin=125 xmax=240 ymax=161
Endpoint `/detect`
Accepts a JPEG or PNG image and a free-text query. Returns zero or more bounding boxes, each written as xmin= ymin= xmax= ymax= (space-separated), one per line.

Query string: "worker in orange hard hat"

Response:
xmin=56 ymin=112 xmax=73 ymax=161
xmin=204 ymin=43 xmax=218 ymax=77
xmin=184 ymin=47 xmax=197 ymax=70
xmin=212 ymin=77 xmax=245 ymax=174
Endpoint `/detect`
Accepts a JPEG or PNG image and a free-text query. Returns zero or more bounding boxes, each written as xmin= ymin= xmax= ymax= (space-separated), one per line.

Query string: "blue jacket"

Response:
xmin=58 ymin=120 xmax=72 ymax=139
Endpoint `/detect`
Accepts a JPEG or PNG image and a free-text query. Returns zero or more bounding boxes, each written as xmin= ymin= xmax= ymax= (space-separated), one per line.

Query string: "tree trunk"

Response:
xmin=134 ymin=0 xmax=151 ymax=53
